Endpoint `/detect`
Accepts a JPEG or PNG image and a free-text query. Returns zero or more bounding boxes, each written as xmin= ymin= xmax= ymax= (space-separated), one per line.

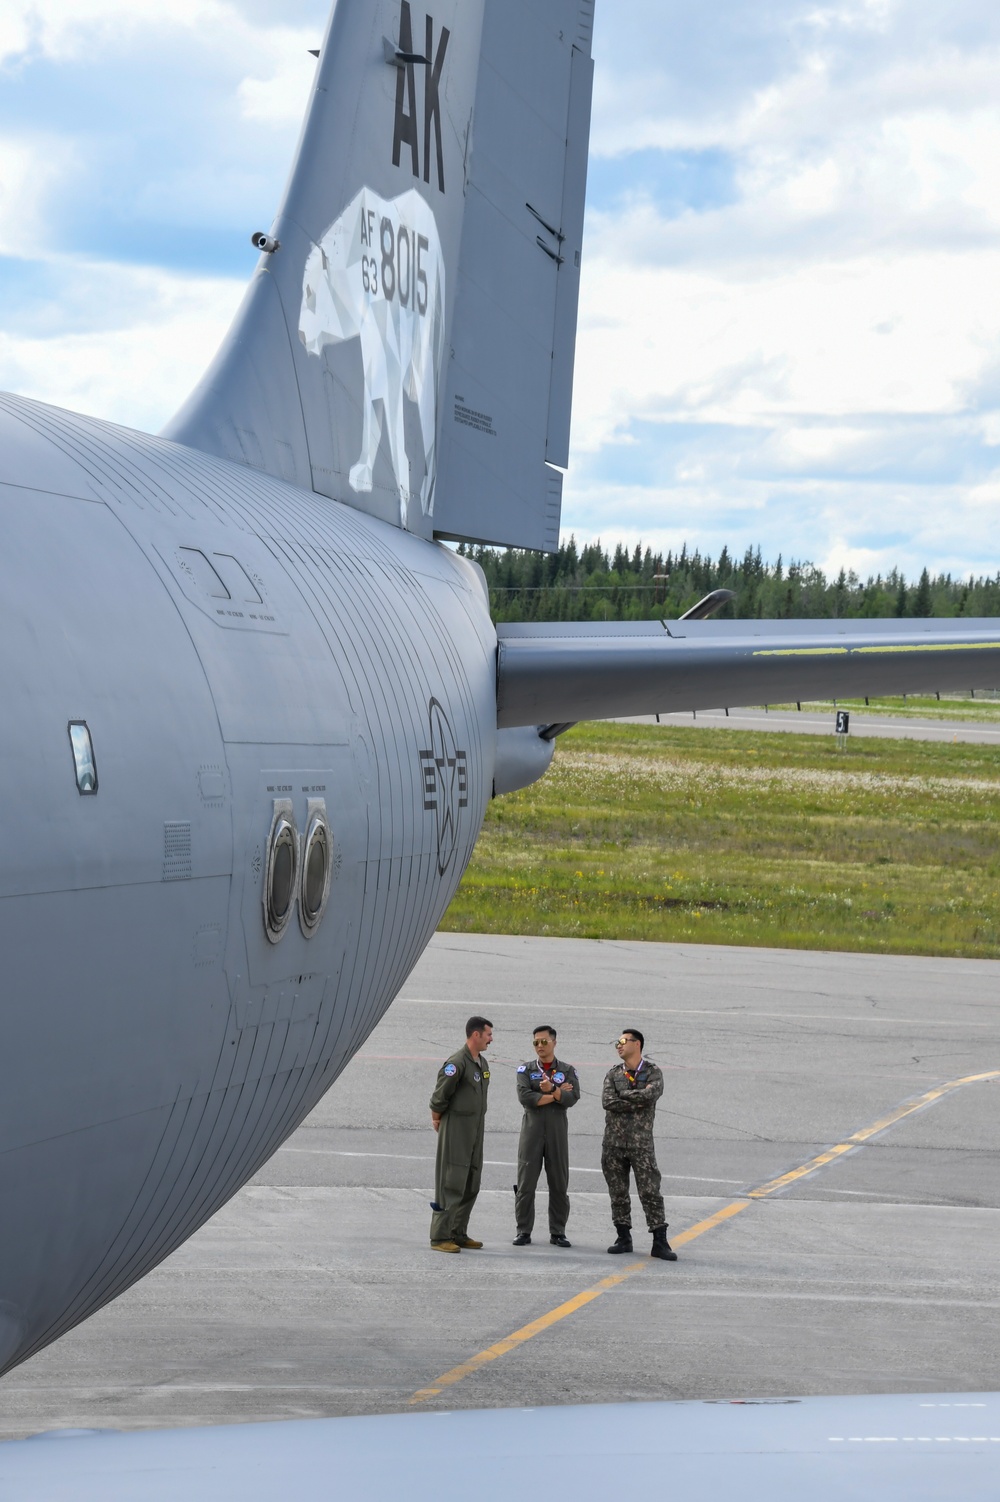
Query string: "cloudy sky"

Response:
xmin=2 ymin=0 xmax=999 ymax=578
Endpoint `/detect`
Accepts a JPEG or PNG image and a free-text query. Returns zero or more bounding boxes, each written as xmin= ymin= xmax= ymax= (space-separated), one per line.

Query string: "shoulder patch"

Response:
xmin=517 ymin=1064 xmax=527 ymax=1073
xmin=443 ymin=1062 xmax=458 ymax=1077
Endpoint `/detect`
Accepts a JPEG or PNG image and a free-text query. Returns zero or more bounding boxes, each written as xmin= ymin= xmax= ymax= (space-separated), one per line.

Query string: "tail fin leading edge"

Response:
xmin=164 ymin=0 xmax=594 ymax=552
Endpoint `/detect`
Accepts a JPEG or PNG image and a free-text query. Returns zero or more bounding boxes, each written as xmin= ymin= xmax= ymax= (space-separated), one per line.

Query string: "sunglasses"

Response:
xmin=614 ymin=1037 xmax=635 ymax=1046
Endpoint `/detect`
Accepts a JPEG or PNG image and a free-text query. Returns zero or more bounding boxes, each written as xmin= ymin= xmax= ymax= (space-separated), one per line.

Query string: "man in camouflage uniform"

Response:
xmin=513 ymin=1024 xmax=581 ymax=1248
xmin=601 ymin=1028 xmax=677 ymax=1261
xmin=428 ymin=1015 xmax=492 ymax=1252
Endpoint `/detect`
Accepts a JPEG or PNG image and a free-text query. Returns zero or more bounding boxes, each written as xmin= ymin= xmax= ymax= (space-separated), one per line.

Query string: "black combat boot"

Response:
xmin=607 ymin=1223 xmax=633 ymax=1254
xmin=650 ymin=1225 xmax=677 ymax=1261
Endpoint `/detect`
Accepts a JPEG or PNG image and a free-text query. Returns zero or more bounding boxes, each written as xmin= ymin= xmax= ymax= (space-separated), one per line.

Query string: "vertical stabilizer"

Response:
xmin=163 ymin=0 xmax=594 ymax=550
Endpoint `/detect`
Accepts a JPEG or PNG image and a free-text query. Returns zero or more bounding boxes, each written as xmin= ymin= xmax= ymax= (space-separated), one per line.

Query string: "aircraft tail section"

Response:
xmin=164 ymin=0 xmax=594 ymax=551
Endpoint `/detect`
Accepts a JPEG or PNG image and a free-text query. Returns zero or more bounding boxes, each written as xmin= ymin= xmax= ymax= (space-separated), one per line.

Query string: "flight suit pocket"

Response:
xmin=442 ymin=1160 xmax=470 ymax=1192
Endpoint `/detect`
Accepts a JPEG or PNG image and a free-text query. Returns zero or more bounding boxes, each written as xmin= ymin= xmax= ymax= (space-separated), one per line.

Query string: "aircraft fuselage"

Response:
xmin=0 ymin=392 xmax=496 ymax=1373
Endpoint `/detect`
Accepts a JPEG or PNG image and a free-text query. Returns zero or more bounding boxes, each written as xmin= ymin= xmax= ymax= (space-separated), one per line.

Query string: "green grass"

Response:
xmin=768 ymin=694 xmax=1000 ymax=723
xmin=442 ymin=722 xmax=1000 ymax=957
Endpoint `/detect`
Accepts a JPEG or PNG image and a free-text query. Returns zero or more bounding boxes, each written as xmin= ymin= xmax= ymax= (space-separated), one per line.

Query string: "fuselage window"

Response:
xmin=68 ymin=721 xmax=98 ymax=794
xmin=177 ymin=547 xmax=230 ymax=599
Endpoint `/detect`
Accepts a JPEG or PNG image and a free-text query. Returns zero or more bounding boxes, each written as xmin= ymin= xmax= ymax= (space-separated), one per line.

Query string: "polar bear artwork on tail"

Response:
xmin=299 ymin=187 xmax=446 ymax=526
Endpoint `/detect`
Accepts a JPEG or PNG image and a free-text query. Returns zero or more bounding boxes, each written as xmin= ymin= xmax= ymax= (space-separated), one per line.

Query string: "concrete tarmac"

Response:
xmin=1 ymin=936 xmax=998 ymax=1437
xmin=618 ymin=707 xmax=1000 ymax=743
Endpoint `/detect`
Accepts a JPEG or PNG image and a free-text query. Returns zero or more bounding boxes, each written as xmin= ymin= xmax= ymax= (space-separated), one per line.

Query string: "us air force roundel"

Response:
xmin=443 ymin=1062 xmax=457 ymax=1076
xmin=419 ymin=697 xmax=468 ymax=875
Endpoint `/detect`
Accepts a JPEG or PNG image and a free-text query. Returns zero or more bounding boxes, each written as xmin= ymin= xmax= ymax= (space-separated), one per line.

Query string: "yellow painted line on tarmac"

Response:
xmin=746 ymin=1070 xmax=1000 ymax=1199
xmin=408 ymin=1262 xmax=647 ymax=1404
xmin=668 ymin=1196 xmax=752 ymax=1246
xmin=408 ymin=1070 xmax=999 ymax=1405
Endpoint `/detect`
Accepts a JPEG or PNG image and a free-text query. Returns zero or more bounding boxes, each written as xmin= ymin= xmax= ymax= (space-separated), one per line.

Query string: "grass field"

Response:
xmin=442 ymin=722 xmax=1000 ymax=958
xmin=769 ymin=694 xmax=1000 ymax=723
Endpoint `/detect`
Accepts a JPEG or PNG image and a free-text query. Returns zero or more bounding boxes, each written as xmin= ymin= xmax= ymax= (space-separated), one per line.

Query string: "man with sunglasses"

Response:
xmin=512 ymin=1026 xmax=580 ymax=1248
xmin=602 ymin=1030 xmax=677 ymax=1261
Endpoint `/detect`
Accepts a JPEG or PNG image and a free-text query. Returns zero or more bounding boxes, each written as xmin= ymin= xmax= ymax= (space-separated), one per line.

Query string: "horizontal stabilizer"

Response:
xmin=496 ymin=618 xmax=1000 ymax=727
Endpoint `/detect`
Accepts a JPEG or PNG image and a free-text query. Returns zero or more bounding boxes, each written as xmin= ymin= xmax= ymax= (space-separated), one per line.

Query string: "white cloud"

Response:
xmin=0 ymin=0 xmax=229 ymax=66
xmin=0 ymin=257 xmax=243 ymax=433
xmin=578 ymin=244 xmax=1000 ymax=426
xmin=0 ymin=1 xmax=322 ymax=260
xmin=1 ymin=0 xmax=999 ymax=577
xmin=0 ymin=135 xmax=76 ymax=253
xmin=238 ymin=36 xmax=319 ymax=124
xmin=559 ymin=0 xmax=1000 ymax=574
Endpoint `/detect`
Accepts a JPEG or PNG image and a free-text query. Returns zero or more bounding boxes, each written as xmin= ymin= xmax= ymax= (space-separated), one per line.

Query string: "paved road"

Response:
xmin=617 ymin=707 xmax=1000 ymax=743
xmin=1 ymin=935 xmax=998 ymax=1437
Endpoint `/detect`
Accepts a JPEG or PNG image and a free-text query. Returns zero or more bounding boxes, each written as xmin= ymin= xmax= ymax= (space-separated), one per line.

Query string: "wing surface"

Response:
xmin=496 ymin=618 xmax=1000 ymax=727
xmin=2 ymin=1394 xmax=998 ymax=1500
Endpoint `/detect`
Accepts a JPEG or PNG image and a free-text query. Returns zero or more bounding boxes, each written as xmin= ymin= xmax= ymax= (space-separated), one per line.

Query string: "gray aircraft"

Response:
xmin=2 ymin=1393 xmax=1000 ymax=1499
xmin=1 ymin=0 xmax=998 ymax=1488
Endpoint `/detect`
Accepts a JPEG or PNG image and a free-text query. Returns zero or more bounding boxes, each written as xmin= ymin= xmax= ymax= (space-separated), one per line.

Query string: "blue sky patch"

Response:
xmin=586 ymin=148 xmax=739 ymax=218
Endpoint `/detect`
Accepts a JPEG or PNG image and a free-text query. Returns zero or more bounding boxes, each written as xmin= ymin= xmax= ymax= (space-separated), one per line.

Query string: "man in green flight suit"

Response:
xmin=428 ymin=1016 xmax=492 ymax=1252
xmin=513 ymin=1025 xmax=580 ymax=1248
xmin=602 ymin=1028 xmax=678 ymax=1261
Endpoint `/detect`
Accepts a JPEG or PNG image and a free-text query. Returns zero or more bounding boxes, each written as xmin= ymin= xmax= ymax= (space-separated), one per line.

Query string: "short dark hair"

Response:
xmin=623 ymin=1028 xmax=645 ymax=1050
xmin=466 ymin=1015 xmax=493 ymax=1037
xmin=533 ymin=1025 xmax=556 ymax=1040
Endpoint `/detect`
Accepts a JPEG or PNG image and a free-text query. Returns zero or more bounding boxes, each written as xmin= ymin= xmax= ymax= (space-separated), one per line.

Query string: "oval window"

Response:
xmin=264 ymin=805 xmax=299 ymax=943
xmin=68 ymin=721 xmax=98 ymax=794
xmin=299 ymin=805 xmax=332 ymax=936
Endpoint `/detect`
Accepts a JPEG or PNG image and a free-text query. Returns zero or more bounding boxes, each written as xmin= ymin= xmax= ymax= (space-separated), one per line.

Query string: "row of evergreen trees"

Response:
xmin=455 ymin=540 xmax=1000 ymax=622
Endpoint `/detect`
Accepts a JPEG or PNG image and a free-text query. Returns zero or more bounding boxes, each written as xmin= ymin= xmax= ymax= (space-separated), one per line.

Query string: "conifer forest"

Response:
xmin=460 ymin=539 xmax=1000 ymax=623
